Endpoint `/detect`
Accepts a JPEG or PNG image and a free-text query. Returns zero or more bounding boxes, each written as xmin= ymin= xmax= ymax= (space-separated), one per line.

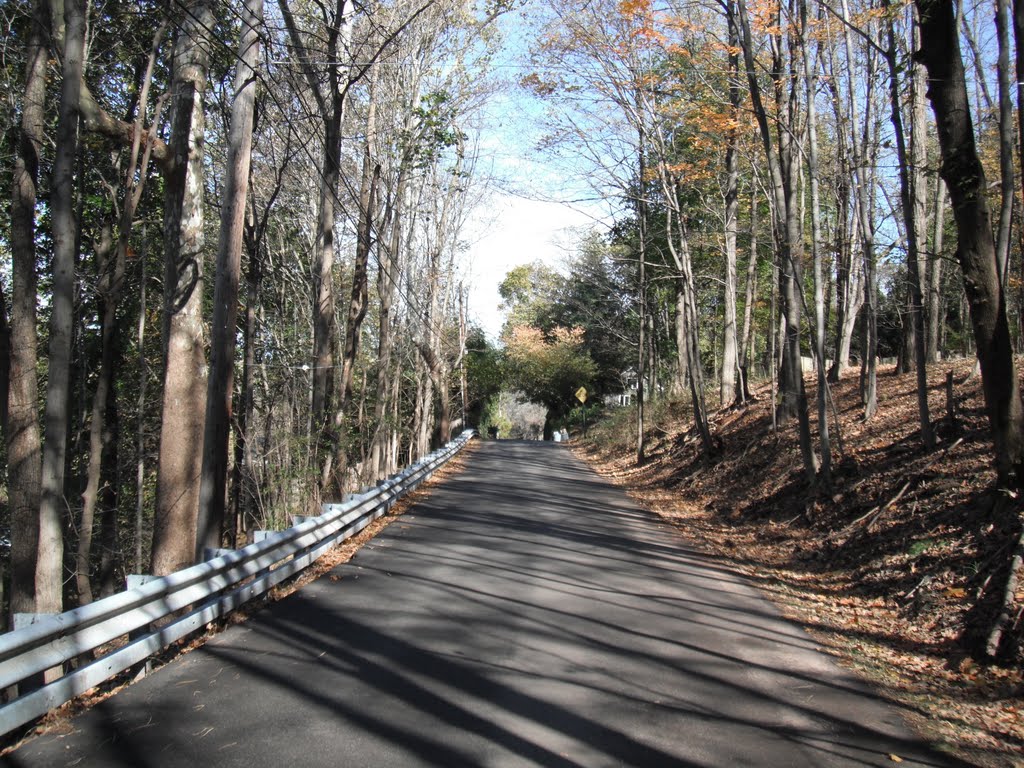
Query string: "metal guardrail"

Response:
xmin=0 ymin=429 xmax=476 ymax=737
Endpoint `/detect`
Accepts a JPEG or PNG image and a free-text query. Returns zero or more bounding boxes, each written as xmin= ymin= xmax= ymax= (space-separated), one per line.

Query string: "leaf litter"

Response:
xmin=577 ymin=360 xmax=1023 ymax=767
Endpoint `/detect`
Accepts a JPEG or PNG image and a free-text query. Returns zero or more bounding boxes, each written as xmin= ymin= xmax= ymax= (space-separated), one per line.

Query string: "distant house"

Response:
xmin=605 ymin=390 xmax=634 ymax=408
xmin=603 ymin=368 xmax=637 ymax=408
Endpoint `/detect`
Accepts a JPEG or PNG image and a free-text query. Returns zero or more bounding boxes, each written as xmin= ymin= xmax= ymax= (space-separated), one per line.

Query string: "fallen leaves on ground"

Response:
xmin=577 ymin=361 xmax=1023 ymax=768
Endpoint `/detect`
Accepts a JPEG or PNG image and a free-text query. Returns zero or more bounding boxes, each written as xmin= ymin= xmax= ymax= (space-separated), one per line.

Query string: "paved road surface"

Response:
xmin=3 ymin=441 xmax=962 ymax=767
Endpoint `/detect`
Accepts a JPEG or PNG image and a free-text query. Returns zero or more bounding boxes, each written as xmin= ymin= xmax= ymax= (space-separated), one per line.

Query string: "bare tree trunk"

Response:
xmin=738 ymin=189 xmax=759 ymax=400
xmin=721 ymin=12 xmax=740 ymax=407
xmin=823 ymin=34 xmax=859 ymax=383
xmin=96 ymin=378 xmax=120 ymax=598
xmin=435 ymin=363 xmax=451 ymax=449
xmin=682 ymin=276 xmax=714 ymax=452
xmin=77 ymin=220 xmax=116 ymax=604
xmin=635 ymin=113 xmax=648 ymax=465
xmin=995 ymin=0 xmax=1015 ymax=286
xmin=338 ymin=97 xmax=380 ymax=411
xmin=8 ymin=0 xmax=48 ymax=619
xmin=1013 ymin=0 xmax=1024 ymax=288
xmin=672 ymin=281 xmax=690 ymax=398
xmin=135 ymin=226 xmax=149 ymax=574
xmin=78 ymin=22 xmax=165 ymax=601
xmin=882 ymin=0 xmax=934 ymax=449
xmin=152 ymin=0 xmax=214 ymax=576
xmin=736 ymin=0 xmax=817 ymax=482
xmin=197 ymin=0 xmax=263 ymax=558
xmin=278 ymin=0 xmax=353 ymax=464
xmin=802 ymin=0 xmax=831 ymax=486
xmin=927 ymin=178 xmax=946 ymax=363
xmin=37 ymin=0 xmax=86 ymax=617
xmin=232 ymin=218 xmax=260 ymax=546
xmin=367 ymin=177 xmax=403 ymax=481
xmin=387 ymin=360 xmax=402 ymax=474
xmin=664 ymin=189 xmax=714 ymax=454
xmin=459 ymin=285 xmax=468 ymax=430
xmin=331 ymin=135 xmax=381 ymax=494
xmin=414 ymin=355 xmax=433 ymax=460
xmin=916 ymin=0 xmax=1024 ymax=486
xmin=0 ymin=281 xmax=8 ymax=443
xmin=831 ymin=185 xmax=864 ymax=381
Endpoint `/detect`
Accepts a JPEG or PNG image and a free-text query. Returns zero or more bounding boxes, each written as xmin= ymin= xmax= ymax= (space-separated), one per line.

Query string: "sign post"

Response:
xmin=575 ymin=387 xmax=588 ymax=438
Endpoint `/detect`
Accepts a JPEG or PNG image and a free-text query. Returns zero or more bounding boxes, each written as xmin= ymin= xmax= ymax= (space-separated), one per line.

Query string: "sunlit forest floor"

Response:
xmin=577 ymin=359 xmax=1024 ymax=767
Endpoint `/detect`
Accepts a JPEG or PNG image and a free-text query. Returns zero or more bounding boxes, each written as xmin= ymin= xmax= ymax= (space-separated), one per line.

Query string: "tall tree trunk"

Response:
xmin=459 ymin=285 xmax=468 ymax=430
xmin=414 ymin=355 xmax=433 ymax=461
xmin=331 ymin=135 xmax=380 ymax=494
xmin=279 ymin=0 xmax=353 ymax=467
xmin=802 ymin=0 xmax=831 ymax=486
xmin=232 ymin=220 xmax=260 ymax=547
xmin=368 ymin=171 xmax=406 ymax=481
xmin=883 ymin=0 xmax=934 ymax=450
xmin=823 ymin=34 xmax=860 ymax=383
xmin=635 ymin=111 xmax=648 ymax=465
xmin=151 ymin=0 xmax=214 ymax=575
xmin=927 ymin=178 xmax=946 ymax=363
xmin=337 ymin=90 xmax=380 ymax=411
xmin=7 ymin=0 xmax=48 ymax=619
xmin=78 ymin=21 xmax=165 ymax=600
xmin=135 ymin=225 xmax=149 ymax=574
xmin=995 ymin=0 xmax=1014 ymax=286
xmin=197 ymin=0 xmax=263 ymax=559
xmin=736 ymin=0 xmax=817 ymax=482
xmin=1013 ymin=0 xmax=1024 ymax=279
xmin=738 ymin=189 xmax=759 ymax=399
xmin=842 ymin=0 xmax=880 ymax=419
xmin=96 ymin=373 xmax=120 ymax=598
xmin=0 ymin=280 xmax=8 ymax=446
xmin=38 ymin=0 xmax=86 ymax=616
xmin=721 ymin=11 xmax=740 ymax=407
xmin=77 ymin=220 xmax=117 ymax=604
xmin=664 ymin=185 xmax=714 ymax=454
xmin=915 ymin=0 xmax=1024 ymax=486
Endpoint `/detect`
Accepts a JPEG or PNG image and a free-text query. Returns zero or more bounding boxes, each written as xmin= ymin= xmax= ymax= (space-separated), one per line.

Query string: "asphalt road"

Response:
xmin=3 ymin=440 xmax=963 ymax=767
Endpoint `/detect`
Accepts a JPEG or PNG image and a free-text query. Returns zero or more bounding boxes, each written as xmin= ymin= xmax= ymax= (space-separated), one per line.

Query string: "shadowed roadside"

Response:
xmin=3 ymin=441 xmax=966 ymax=767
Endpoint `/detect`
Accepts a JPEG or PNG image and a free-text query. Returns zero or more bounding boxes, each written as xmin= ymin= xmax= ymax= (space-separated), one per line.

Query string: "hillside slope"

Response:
xmin=577 ymin=360 xmax=1023 ymax=766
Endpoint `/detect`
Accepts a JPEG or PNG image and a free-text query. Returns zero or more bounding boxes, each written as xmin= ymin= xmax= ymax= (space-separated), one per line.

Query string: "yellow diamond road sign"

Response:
xmin=575 ymin=387 xmax=587 ymax=404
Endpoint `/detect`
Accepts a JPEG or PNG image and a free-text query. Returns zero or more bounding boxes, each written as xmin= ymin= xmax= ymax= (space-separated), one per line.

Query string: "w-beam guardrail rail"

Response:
xmin=0 ymin=430 xmax=476 ymax=738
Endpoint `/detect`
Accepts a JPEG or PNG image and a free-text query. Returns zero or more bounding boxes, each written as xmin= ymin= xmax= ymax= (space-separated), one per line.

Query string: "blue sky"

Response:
xmin=462 ymin=3 xmax=614 ymax=341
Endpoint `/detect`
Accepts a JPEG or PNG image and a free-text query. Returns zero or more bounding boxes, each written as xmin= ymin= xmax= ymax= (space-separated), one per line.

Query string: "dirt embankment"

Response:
xmin=577 ymin=361 xmax=1023 ymax=767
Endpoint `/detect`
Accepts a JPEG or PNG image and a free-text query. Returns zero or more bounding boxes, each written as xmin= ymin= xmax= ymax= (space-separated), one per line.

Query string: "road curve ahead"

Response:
xmin=4 ymin=440 xmax=961 ymax=768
